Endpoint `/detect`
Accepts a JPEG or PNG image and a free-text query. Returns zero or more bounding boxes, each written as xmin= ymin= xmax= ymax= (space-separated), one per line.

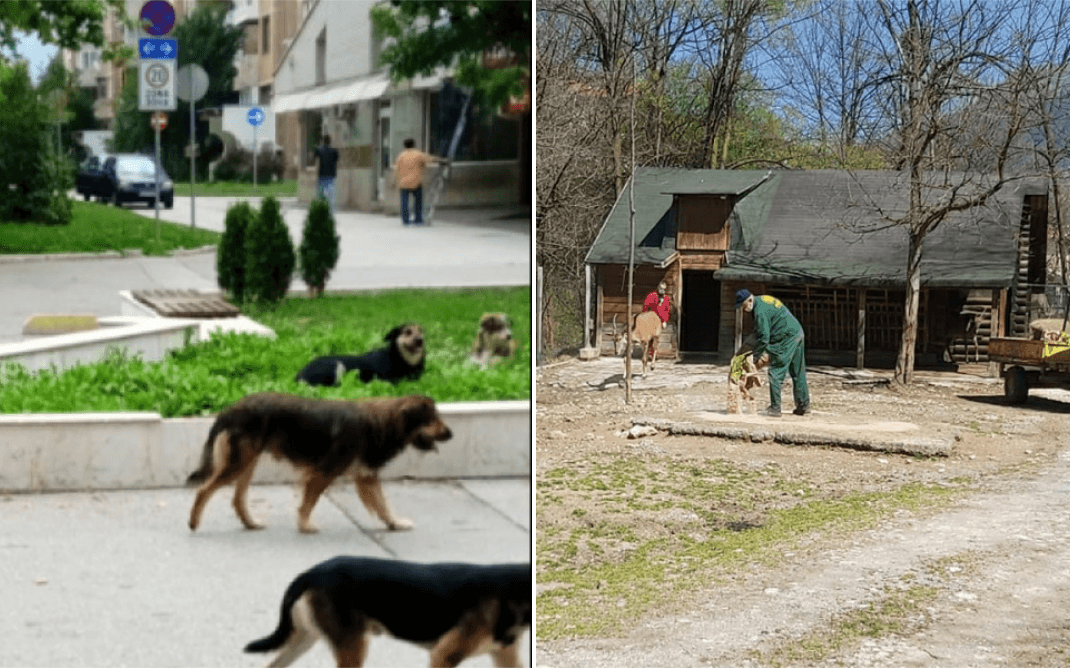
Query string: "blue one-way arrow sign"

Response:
xmin=247 ymin=107 xmax=265 ymax=126
xmin=139 ymin=38 xmax=178 ymax=59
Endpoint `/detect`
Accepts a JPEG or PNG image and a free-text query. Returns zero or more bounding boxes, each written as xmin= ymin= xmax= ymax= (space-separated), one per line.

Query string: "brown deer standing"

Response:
xmin=614 ymin=311 xmax=663 ymax=378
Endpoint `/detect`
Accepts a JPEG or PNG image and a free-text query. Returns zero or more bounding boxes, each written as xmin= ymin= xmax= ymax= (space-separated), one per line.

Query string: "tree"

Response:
xmin=861 ymin=0 xmax=1060 ymax=383
xmin=217 ymin=201 xmax=255 ymax=302
xmin=298 ymin=199 xmax=341 ymax=298
xmin=111 ymin=2 xmax=242 ymax=178
xmin=244 ymin=196 xmax=295 ymax=305
xmin=371 ymin=1 xmax=530 ymax=110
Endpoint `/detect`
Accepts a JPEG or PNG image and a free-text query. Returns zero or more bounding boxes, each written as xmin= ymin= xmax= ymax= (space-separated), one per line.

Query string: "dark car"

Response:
xmin=75 ymin=154 xmax=112 ymax=201
xmin=100 ymin=153 xmax=174 ymax=209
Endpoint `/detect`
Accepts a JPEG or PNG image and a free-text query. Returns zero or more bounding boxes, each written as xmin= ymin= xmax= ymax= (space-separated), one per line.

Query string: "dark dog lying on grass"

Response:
xmin=244 ymin=556 xmax=531 ymax=667
xmin=295 ymin=323 xmax=426 ymax=386
xmin=186 ymin=392 xmax=452 ymax=533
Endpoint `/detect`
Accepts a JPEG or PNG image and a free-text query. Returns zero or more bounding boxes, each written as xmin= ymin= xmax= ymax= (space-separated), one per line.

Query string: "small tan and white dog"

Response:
xmin=470 ymin=313 xmax=517 ymax=367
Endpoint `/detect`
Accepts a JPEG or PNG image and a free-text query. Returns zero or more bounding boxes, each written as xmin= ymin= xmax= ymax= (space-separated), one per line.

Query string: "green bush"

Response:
xmin=0 ymin=62 xmax=72 ymax=226
xmin=244 ymin=195 xmax=295 ymax=304
xmin=298 ymin=198 xmax=340 ymax=297
xmin=212 ymin=145 xmax=284 ymax=184
xmin=217 ymin=201 xmax=255 ymax=301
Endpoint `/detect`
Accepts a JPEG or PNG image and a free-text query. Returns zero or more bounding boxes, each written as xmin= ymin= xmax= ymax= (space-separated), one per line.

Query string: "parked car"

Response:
xmin=75 ymin=154 xmax=112 ymax=201
xmin=100 ymin=153 xmax=174 ymax=209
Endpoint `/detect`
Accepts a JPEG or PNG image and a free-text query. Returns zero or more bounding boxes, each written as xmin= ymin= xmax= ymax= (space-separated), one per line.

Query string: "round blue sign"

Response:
xmin=140 ymin=1 xmax=176 ymax=36
xmin=247 ymin=107 xmax=265 ymax=127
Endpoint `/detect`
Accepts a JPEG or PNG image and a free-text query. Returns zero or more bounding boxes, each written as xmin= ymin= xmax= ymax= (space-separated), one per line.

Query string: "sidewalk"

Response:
xmin=0 ymin=478 xmax=531 ymax=667
xmin=0 ymin=198 xmax=530 ymax=344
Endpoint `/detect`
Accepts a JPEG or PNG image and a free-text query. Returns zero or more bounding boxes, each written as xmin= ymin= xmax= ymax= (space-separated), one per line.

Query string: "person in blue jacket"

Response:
xmin=735 ymin=289 xmax=811 ymax=417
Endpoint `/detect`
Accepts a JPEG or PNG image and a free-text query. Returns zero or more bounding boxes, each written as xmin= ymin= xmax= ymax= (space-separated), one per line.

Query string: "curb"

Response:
xmin=632 ymin=416 xmax=953 ymax=457
xmin=0 ymin=245 xmax=217 ymax=264
xmin=0 ymin=400 xmax=530 ymax=493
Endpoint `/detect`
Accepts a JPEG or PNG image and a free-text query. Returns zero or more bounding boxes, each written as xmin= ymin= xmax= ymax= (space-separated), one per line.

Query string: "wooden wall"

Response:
xmin=676 ymin=195 xmax=732 ymax=251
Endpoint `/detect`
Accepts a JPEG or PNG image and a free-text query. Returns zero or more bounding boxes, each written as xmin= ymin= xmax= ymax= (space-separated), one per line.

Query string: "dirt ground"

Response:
xmin=535 ymin=356 xmax=1069 ymax=667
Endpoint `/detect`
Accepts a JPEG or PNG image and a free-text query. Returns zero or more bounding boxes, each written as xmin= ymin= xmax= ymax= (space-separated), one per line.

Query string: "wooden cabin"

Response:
xmin=584 ymin=168 xmax=1050 ymax=368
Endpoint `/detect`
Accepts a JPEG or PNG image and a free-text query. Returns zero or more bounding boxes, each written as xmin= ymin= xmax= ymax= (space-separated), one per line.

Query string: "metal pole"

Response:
xmin=253 ymin=123 xmax=258 ymax=188
xmin=154 ymin=124 xmax=161 ymax=240
xmin=189 ymin=68 xmax=196 ymax=228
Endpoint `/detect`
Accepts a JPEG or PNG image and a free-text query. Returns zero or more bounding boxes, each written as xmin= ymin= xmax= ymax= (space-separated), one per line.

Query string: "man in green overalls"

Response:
xmin=735 ymin=289 xmax=811 ymax=417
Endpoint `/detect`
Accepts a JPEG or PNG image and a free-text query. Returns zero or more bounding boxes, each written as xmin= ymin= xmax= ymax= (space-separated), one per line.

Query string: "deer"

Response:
xmin=613 ymin=310 xmax=663 ymax=378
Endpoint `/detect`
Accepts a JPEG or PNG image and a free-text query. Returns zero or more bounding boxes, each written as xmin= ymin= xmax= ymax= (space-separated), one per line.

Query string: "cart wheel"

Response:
xmin=1004 ymin=366 xmax=1029 ymax=404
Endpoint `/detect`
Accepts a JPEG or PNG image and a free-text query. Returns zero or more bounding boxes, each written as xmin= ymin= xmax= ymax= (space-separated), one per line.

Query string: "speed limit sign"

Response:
xmin=151 ymin=111 xmax=168 ymax=130
xmin=139 ymin=59 xmax=176 ymax=111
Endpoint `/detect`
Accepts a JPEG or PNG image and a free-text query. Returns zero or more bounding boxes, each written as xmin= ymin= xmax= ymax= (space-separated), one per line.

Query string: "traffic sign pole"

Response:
xmin=189 ymin=68 xmax=195 ymax=229
xmin=246 ymin=107 xmax=266 ymax=189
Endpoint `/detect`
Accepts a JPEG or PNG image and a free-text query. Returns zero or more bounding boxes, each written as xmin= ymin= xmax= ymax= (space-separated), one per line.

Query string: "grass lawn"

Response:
xmin=0 ymin=201 xmax=220 ymax=256
xmin=0 ymin=287 xmax=530 ymax=416
xmin=171 ymin=180 xmax=297 ymax=198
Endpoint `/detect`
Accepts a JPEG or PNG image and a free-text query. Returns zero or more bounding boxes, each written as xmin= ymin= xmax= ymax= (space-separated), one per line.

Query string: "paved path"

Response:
xmin=0 ymin=479 xmax=531 ymax=667
xmin=0 ymin=198 xmax=530 ymax=344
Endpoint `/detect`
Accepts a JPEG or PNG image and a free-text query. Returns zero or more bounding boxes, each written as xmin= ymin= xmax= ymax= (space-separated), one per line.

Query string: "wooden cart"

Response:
xmin=987 ymin=336 xmax=1070 ymax=404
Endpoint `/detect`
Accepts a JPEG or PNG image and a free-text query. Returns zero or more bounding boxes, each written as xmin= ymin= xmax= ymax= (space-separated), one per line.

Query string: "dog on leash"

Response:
xmin=245 ymin=556 xmax=531 ymax=668
xmin=295 ymin=323 xmax=426 ymax=386
xmin=727 ymin=346 xmax=768 ymax=414
xmin=470 ymin=313 xmax=518 ymax=367
xmin=186 ymin=392 xmax=452 ymax=533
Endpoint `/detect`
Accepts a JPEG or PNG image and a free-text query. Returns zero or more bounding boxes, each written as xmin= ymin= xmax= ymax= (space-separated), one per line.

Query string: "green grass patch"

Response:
xmin=0 ymin=287 xmax=529 ymax=416
xmin=537 ymin=455 xmax=965 ymax=640
xmin=0 ymin=201 xmax=219 ymax=256
xmin=171 ymin=180 xmax=297 ymax=198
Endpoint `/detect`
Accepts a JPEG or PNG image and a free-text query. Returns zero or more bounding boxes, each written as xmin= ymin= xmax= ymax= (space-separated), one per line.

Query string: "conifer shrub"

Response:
xmin=244 ymin=196 xmax=295 ymax=304
xmin=298 ymin=197 xmax=340 ymax=297
xmin=217 ymin=200 xmax=255 ymax=301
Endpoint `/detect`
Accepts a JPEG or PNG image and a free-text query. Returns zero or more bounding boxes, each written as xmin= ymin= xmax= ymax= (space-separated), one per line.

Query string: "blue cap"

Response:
xmin=734 ymin=289 xmax=752 ymax=307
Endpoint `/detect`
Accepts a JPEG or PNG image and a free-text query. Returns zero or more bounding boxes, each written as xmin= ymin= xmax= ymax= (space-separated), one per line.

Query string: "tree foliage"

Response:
xmin=372 ymin=0 xmax=530 ymax=110
xmin=298 ymin=198 xmax=341 ymax=297
xmin=244 ymin=196 xmax=295 ymax=305
xmin=0 ymin=61 xmax=70 ymax=224
xmin=217 ymin=201 xmax=255 ymax=301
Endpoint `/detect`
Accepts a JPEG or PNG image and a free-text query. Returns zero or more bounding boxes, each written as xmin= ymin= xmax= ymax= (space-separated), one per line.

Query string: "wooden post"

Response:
xmin=584 ymin=263 xmax=592 ymax=349
xmin=857 ymin=288 xmax=866 ymax=369
xmin=988 ymin=288 xmax=1002 ymax=377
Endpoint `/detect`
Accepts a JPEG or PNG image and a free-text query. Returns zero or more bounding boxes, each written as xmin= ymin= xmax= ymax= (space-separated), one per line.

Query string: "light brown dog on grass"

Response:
xmin=186 ymin=392 xmax=453 ymax=533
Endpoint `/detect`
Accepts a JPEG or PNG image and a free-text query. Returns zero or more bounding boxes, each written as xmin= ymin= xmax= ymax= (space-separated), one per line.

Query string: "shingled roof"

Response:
xmin=586 ymin=168 xmax=1048 ymax=288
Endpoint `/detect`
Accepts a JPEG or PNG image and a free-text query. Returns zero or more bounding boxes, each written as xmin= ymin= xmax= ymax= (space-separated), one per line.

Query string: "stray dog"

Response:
xmin=245 ymin=556 xmax=531 ymax=668
xmin=470 ymin=313 xmax=518 ymax=367
xmin=186 ymin=392 xmax=452 ymax=533
xmin=727 ymin=347 xmax=767 ymax=414
xmin=295 ymin=323 xmax=425 ymax=386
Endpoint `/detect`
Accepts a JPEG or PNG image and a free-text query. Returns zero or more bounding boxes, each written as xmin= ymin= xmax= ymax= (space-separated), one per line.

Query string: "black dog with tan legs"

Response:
xmin=245 ymin=556 xmax=531 ymax=667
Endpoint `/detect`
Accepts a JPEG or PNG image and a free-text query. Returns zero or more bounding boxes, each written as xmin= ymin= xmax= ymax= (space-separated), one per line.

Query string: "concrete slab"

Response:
xmin=0 ymin=479 xmax=530 ymax=667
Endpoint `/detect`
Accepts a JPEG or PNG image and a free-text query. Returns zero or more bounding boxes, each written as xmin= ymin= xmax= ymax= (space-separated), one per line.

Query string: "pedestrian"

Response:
xmin=642 ymin=280 xmax=672 ymax=359
xmin=312 ymin=134 xmax=339 ymax=211
xmin=393 ymin=138 xmax=444 ymax=225
xmin=735 ymin=289 xmax=810 ymax=417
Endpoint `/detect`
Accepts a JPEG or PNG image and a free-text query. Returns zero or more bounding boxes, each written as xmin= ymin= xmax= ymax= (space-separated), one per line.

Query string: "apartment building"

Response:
xmin=257 ymin=0 xmax=528 ymax=212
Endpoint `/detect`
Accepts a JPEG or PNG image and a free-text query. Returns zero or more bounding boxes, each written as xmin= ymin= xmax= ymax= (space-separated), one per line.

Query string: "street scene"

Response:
xmin=1 ymin=0 xmax=532 ymax=667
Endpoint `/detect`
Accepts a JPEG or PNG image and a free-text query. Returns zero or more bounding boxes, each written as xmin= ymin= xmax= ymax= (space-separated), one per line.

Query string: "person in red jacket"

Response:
xmin=641 ymin=281 xmax=672 ymax=359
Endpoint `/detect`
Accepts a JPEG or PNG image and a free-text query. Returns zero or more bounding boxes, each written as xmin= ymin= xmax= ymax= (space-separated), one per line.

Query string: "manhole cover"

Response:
xmin=131 ymin=289 xmax=240 ymax=318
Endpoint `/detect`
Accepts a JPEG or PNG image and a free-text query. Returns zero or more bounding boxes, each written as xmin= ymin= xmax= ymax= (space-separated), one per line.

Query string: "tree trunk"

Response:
xmin=893 ymin=229 xmax=924 ymax=384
